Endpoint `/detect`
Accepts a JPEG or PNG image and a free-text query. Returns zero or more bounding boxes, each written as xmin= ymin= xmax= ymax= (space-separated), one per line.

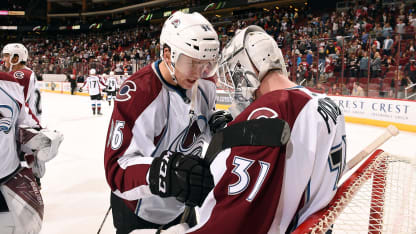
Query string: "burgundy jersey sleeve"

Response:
xmin=104 ymin=66 xmax=163 ymax=201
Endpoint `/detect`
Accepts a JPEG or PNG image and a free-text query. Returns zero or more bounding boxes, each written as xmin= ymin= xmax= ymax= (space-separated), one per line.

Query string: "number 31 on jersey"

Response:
xmin=228 ymin=156 xmax=270 ymax=202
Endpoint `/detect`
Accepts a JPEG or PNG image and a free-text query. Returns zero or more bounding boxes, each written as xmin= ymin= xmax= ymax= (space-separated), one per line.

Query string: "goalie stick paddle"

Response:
xmin=181 ymin=118 xmax=291 ymax=224
xmin=346 ymin=124 xmax=399 ymax=171
xmin=204 ymin=117 xmax=291 ymax=165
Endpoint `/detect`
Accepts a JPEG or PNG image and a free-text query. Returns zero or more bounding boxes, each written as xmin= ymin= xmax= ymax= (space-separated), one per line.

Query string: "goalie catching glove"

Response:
xmin=19 ymin=126 xmax=64 ymax=162
xmin=148 ymin=151 xmax=214 ymax=207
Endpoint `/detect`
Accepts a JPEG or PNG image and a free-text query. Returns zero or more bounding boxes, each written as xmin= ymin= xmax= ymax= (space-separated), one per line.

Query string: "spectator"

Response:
xmin=315 ymin=82 xmax=326 ymax=93
xmin=371 ymin=52 xmax=382 ymax=78
xmin=359 ymin=52 xmax=369 ymax=78
xmin=322 ymin=57 xmax=334 ymax=82
xmin=306 ymin=50 xmax=313 ymax=66
xmin=341 ymin=83 xmax=350 ymax=95
xmin=351 ymin=81 xmax=365 ymax=96
xmin=329 ymin=83 xmax=340 ymax=95
xmin=383 ymin=35 xmax=394 ymax=56
xmin=348 ymin=54 xmax=359 ymax=77
xmin=396 ymin=19 xmax=406 ymax=36
xmin=405 ymin=59 xmax=416 ymax=84
xmin=382 ymin=23 xmax=393 ymax=39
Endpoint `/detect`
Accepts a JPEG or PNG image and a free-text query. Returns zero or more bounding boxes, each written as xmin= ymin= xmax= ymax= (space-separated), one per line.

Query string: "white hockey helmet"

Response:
xmin=160 ymin=11 xmax=220 ymax=79
xmin=1 ymin=43 xmax=29 ymax=69
xmin=89 ymin=68 xmax=96 ymax=75
xmin=109 ymin=71 xmax=115 ymax=76
xmin=217 ymin=25 xmax=287 ymax=116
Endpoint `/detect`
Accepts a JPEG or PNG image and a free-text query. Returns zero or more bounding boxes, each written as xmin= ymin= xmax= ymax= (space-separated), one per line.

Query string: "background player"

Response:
xmin=104 ymin=11 xmax=231 ymax=233
xmin=79 ymin=68 xmax=106 ymax=115
xmin=104 ymin=71 xmax=118 ymax=106
xmin=0 ymin=71 xmax=63 ymax=233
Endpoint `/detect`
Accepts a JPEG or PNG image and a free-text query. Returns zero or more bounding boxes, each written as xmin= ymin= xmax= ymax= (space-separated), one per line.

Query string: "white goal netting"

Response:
xmin=293 ymin=150 xmax=416 ymax=234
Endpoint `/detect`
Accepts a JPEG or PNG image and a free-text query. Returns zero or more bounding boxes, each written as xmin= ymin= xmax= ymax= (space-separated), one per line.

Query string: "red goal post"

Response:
xmin=293 ymin=149 xmax=416 ymax=234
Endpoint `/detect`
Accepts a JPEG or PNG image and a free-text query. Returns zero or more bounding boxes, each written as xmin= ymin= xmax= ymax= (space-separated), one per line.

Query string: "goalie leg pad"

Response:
xmin=0 ymin=168 xmax=43 ymax=234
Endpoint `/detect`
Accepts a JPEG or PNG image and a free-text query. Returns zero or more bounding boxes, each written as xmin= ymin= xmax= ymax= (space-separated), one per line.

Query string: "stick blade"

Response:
xmin=387 ymin=125 xmax=399 ymax=136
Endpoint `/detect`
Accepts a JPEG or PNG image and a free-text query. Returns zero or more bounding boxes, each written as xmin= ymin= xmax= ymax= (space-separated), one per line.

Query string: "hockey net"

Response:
xmin=293 ymin=149 xmax=416 ymax=234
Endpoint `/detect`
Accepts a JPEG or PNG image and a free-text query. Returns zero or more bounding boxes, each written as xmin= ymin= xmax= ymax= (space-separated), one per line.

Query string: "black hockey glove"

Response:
xmin=149 ymin=151 xmax=214 ymax=207
xmin=78 ymin=88 xmax=83 ymax=92
xmin=209 ymin=110 xmax=233 ymax=134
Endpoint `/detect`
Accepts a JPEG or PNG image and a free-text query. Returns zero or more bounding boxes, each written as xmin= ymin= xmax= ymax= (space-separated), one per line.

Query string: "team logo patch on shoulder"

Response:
xmin=247 ymin=107 xmax=278 ymax=120
xmin=13 ymin=71 xmax=24 ymax=80
xmin=171 ymin=19 xmax=180 ymax=28
xmin=115 ymin=80 xmax=136 ymax=102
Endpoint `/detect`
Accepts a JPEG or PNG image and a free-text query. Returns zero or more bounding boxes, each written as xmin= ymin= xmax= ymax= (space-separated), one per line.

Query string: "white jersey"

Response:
xmin=120 ymin=75 xmax=128 ymax=84
xmin=104 ymin=60 xmax=217 ymax=224
xmin=9 ymin=67 xmax=42 ymax=120
xmin=0 ymin=72 xmax=40 ymax=179
xmin=81 ymin=75 xmax=105 ymax=96
xmin=105 ymin=76 xmax=118 ymax=92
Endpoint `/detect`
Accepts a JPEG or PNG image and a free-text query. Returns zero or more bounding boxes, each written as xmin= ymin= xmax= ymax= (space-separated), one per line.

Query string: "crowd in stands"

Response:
xmin=22 ymin=25 xmax=161 ymax=77
xmin=2 ymin=0 xmax=415 ymax=99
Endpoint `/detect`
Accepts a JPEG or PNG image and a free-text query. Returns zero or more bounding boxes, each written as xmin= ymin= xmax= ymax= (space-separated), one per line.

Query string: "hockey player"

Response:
xmin=120 ymin=72 xmax=129 ymax=84
xmin=104 ymin=12 xmax=231 ymax=234
xmin=79 ymin=68 xmax=106 ymax=115
xmin=104 ymin=71 xmax=118 ymax=106
xmin=0 ymin=71 xmax=63 ymax=233
xmin=137 ymin=25 xmax=347 ymax=234
xmin=2 ymin=43 xmax=46 ymax=183
xmin=2 ymin=43 xmax=42 ymax=121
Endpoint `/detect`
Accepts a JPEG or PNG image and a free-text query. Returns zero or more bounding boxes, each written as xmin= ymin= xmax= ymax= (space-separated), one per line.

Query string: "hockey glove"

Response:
xmin=209 ymin=110 xmax=233 ymax=134
xmin=78 ymin=88 xmax=83 ymax=92
xmin=19 ymin=127 xmax=64 ymax=162
xmin=149 ymin=151 xmax=214 ymax=207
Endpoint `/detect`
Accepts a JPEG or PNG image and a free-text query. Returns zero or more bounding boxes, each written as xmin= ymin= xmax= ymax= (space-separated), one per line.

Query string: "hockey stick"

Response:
xmin=97 ymin=205 xmax=111 ymax=234
xmin=180 ymin=118 xmax=291 ymax=224
xmin=345 ymin=124 xmax=399 ymax=171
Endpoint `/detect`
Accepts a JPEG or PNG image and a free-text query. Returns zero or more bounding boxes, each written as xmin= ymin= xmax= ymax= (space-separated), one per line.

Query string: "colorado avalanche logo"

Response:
xmin=169 ymin=116 xmax=207 ymax=156
xmin=13 ymin=71 xmax=24 ymax=80
xmin=171 ymin=19 xmax=180 ymax=28
xmin=247 ymin=107 xmax=278 ymax=120
xmin=0 ymin=105 xmax=14 ymax=134
xmin=116 ymin=80 xmax=136 ymax=102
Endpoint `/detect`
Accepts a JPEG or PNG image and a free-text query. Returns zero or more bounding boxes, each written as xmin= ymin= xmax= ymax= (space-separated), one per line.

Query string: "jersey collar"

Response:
xmin=153 ymin=60 xmax=190 ymax=104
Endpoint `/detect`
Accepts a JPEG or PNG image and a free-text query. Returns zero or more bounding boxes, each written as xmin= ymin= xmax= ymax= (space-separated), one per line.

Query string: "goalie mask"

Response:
xmin=160 ymin=11 xmax=220 ymax=83
xmin=217 ymin=25 xmax=287 ymax=117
